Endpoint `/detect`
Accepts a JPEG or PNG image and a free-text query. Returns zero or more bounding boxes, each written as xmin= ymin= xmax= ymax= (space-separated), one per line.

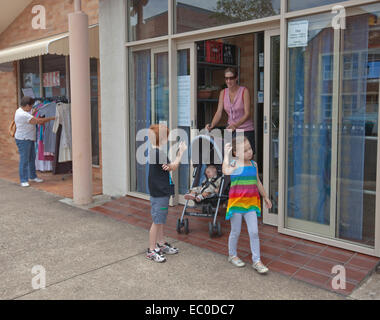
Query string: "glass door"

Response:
xmin=177 ymin=43 xmax=196 ymax=203
xmin=263 ymin=29 xmax=280 ymax=226
xmin=286 ymin=13 xmax=336 ymax=237
xmin=129 ymin=45 xmax=168 ymax=195
xmin=285 ymin=4 xmax=380 ymax=246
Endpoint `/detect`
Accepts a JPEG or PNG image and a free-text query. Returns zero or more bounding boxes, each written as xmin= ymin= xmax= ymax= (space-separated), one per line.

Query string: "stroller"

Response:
xmin=176 ymin=134 xmax=230 ymax=237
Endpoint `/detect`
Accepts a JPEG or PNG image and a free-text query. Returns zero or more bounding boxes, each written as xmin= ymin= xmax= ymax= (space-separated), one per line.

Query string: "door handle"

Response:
xmin=264 ymin=115 xmax=268 ymax=134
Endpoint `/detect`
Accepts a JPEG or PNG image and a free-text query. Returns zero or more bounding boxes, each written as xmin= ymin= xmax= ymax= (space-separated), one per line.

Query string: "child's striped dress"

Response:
xmin=226 ymin=160 xmax=261 ymax=220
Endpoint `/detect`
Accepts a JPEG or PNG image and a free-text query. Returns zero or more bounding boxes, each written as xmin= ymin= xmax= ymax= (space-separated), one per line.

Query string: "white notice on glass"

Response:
xmin=288 ymin=20 xmax=309 ymax=48
xmin=22 ymin=88 xmax=35 ymax=98
xmin=177 ymin=75 xmax=191 ymax=127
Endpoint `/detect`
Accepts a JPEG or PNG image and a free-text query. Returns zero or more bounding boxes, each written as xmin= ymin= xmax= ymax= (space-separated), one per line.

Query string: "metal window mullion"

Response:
xmin=375 ymin=37 xmax=380 ymax=256
xmin=330 ymin=27 xmax=341 ymax=238
xmin=168 ymin=37 xmax=178 ymax=205
xmin=278 ymin=0 xmax=287 ymax=231
xmin=17 ymin=61 xmax=21 ymax=104
xmin=39 ymin=55 xmax=43 ymax=97
xmin=168 ymin=0 xmax=174 ymax=35
xmin=150 ymin=50 xmax=155 ymax=124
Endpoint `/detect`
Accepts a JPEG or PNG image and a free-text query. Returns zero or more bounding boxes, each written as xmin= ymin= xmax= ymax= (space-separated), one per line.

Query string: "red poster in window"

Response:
xmin=43 ymin=71 xmax=60 ymax=87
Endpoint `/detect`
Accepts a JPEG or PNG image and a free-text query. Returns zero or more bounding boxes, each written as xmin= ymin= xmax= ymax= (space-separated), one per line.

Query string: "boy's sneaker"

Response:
xmin=252 ymin=260 xmax=269 ymax=274
xmin=20 ymin=182 xmax=30 ymax=187
xmin=146 ymin=248 xmax=166 ymax=263
xmin=29 ymin=178 xmax=43 ymax=183
xmin=157 ymin=242 xmax=179 ymax=255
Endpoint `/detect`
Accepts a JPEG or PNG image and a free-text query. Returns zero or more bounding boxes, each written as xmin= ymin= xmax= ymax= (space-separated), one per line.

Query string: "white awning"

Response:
xmin=0 ymin=25 xmax=99 ymax=64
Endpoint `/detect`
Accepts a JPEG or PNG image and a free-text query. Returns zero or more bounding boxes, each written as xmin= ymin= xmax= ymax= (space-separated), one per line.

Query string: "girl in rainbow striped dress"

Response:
xmin=223 ymin=136 xmax=272 ymax=274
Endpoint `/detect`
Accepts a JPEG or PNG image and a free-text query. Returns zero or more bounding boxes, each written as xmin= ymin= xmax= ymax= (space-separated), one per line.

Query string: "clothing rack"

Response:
xmin=34 ymin=96 xmax=70 ymax=103
xmin=34 ymin=97 xmax=72 ymax=175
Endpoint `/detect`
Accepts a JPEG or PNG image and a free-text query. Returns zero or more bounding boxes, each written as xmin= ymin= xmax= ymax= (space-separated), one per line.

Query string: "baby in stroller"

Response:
xmin=184 ymin=165 xmax=222 ymax=202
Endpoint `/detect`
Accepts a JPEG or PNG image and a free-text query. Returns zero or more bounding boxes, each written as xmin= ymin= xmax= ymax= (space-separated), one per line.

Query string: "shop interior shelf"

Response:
xmin=198 ymin=99 xmax=219 ymax=103
xmin=198 ymin=61 xmax=238 ymax=68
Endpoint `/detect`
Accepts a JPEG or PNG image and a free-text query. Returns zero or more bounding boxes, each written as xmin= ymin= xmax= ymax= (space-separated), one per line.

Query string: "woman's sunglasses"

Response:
xmin=225 ymin=76 xmax=236 ymax=81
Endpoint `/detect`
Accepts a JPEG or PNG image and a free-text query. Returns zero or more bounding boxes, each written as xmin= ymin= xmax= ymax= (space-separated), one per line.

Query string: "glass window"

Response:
xmin=90 ymin=58 xmax=100 ymax=166
xmin=20 ymin=57 xmax=40 ymax=98
xmin=129 ymin=48 xmax=169 ymax=194
xmin=288 ymin=0 xmax=349 ymax=12
xmin=42 ymin=54 xmax=67 ymax=98
xmin=286 ymin=4 xmax=380 ymax=248
xmin=178 ymin=49 xmax=191 ymax=194
xmin=127 ymin=0 xmax=168 ymax=41
xmin=336 ymin=4 xmax=380 ymax=247
xmin=175 ymin=0 xmax=281 ymax=34
xmin=286 ymin=12 xmax=334 ymax=236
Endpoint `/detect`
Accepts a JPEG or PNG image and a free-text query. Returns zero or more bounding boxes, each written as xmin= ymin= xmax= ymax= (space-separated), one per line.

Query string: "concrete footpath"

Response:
xmin=0 ymin=178 xmax=378 ymax=300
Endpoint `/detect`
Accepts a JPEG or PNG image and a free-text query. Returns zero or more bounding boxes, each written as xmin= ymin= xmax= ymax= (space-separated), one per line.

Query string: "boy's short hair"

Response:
xmin=20 ymin=96 xmax=34 ymax=107
xmin=149 ymin=124 xmax=169 ymax=147
xmin=231 ymin=136 xmax=249 ymax=157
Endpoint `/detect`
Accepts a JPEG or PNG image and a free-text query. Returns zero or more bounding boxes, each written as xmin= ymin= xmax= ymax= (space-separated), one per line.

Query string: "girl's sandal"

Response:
xmin=228 ymin=256 xmax=245 ymax=267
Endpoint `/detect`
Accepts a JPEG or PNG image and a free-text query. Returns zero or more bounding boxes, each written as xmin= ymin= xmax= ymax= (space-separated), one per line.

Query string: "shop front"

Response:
xmin=99 ymin=0 xmax=380 ymax=257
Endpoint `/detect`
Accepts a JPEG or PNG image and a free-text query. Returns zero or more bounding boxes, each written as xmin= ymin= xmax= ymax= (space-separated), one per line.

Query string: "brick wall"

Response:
xmin=0 ymin=63 xmax=19 ymax=161
xmin=0 ymin=0 xmax=100 ymax=174
xmin=0 ymin=0 xmax=98 ymax=49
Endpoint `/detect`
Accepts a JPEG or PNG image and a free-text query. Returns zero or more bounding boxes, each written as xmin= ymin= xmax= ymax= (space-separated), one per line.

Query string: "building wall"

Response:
xmin=0 ymin=0 xmax=100 ymax=174
xmin=0 ymin=63 xmax=18 ymax=161
xmin=99 ymin=0 xmax=128 ymax=196
xmin=0 ymin=0 xmax=98 ymax=50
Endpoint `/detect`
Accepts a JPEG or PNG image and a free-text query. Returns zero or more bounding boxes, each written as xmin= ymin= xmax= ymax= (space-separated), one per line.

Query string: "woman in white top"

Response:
xmin=14 ymin=96 xmax=55 ymax=187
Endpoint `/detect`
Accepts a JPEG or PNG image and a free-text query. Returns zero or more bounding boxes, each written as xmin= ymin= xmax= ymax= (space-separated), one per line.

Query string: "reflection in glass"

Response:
xmin=42 ymin=54 xmax=66 ymax=98
xmin=269 ymin=35 xmax=280 ymax=214
xmin=175 ymin=0 xmax=281 ymax=34
xmin=20 ymin=57 xmax=40 ymax=98
xmin=129 ymin=50 xmax=151 ymax=194
xmin=336 ymin=6 xmax=380 ymax=247
xmin=154 ymin=52 xmax=169 ymax=123
xmin=288 ymin=0 xmax=349 ymax=12
xmin=287 ymin=13 xmax=334 ymax=232
xmin=90 ymin=58 xmax=99 ymax=166
xmin=129 ymin=49 xmax=169 ymax=194
xmin=128 ymin=0 xmax=168 ymax=41
xmin=178 ymin=49 xmax=191 ymax=195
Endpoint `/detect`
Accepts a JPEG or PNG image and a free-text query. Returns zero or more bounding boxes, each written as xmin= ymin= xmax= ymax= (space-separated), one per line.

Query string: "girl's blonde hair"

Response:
xmin=231 ymin=136 xmax=249 ymax=157
xmin=149 ymin=124 xmax=169 ymax=147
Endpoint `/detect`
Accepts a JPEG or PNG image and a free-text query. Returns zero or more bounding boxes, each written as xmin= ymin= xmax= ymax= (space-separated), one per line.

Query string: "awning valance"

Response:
xmin=0 ymin=25 xmax=99 ymax=64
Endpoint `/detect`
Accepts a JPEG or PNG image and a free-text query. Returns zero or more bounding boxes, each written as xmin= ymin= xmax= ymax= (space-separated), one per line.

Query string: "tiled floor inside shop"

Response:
xmin=1 ymin=157 xmax=379 ymax=297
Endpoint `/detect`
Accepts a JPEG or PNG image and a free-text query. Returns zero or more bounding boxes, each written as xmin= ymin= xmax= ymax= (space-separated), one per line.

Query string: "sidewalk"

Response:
xmin=0 ymin=158 xmax=379 ymax=299
xmin=0 ymin=158 xmax=102 ymax=198
xmin=0 ymin=178 xmax=345 ymax=300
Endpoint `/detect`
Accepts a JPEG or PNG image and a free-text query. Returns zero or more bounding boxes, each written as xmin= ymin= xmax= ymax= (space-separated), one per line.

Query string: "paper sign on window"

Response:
xmin=43 ymin=71 xmax=60 ymax=87
xmin=288 ymin=20 xmax=309 ymax=48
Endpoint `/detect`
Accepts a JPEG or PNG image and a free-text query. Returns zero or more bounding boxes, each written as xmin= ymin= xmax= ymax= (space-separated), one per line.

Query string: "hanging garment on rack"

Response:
xmin=35 ymin=102 xmax=57 ymax=153
xmin=52 ymin=103 xmax=72 ymax=162
xmin=35 ymin=122 xmax=54 ymax=171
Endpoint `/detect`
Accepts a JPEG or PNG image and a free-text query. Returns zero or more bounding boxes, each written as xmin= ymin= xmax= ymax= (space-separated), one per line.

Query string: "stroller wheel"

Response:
xmin=184 ymin=218 xmax=189 ymax=234
xmin=217 ymin=221 xmax=222 ymax=237
xmin=208 ymin=222 xmax=214 ymax=238
xmin=176 ymin=219 xmax=182 ymax=234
